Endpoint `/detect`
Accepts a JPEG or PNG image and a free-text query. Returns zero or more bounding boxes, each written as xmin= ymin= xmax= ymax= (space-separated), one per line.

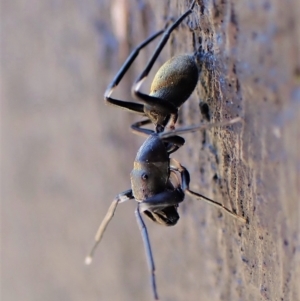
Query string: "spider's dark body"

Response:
xmin=86 ymin=1 xmax=246 ymax=300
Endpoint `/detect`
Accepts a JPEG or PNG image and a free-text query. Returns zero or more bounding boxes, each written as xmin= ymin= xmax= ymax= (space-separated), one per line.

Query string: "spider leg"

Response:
xmin=162 ymin=135 xmax=185 ymax=154
xmin=131 ymin=119 xmax=155 ymax=136
xmin=134 ymin=0 xmax=196 ymax=86
xmin=130 ymin=119 xmax=185 ymax=153
xmin=135 ymin=204 xmax=158 ymax=300
xmin=131 ymin=120 xmax=186 ymax=153
xmin=105 ymin=30 xmax=164 ymax=114
xmin=169 ymin=159 xmax=247 ymax=222
xmin=132 ymin=1 xmax=197 ymax=126
xmin=85 ymin=189 xmax=134 ymax=264
xmin=135 ymin=188 xmax=186 ymax=299
xmin=159 ymin=117 xmax=243 ymax=139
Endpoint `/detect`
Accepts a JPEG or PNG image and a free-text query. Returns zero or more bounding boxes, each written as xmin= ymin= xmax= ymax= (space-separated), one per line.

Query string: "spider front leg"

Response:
xmin=169 ymin=159 xmax=247 ymax=223
xmin=135 ymin=188 xmax=185 ymax=300
xmin=158 ymin=117 xmax=243 ymax=139
xmin=85 ymin=189 xmax=134 ymax=264
xmin=135 ymin=204 xmax=158 ymax=300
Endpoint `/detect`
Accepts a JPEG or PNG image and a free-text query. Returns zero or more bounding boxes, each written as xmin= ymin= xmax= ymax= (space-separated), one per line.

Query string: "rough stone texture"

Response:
xmin=2 ymin=0 xmax=300 ymax=301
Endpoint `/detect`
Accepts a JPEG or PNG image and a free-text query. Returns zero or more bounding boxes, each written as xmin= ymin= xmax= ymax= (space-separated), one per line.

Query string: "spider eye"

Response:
xmin=141 ymin=173 xmax=149 ymax=181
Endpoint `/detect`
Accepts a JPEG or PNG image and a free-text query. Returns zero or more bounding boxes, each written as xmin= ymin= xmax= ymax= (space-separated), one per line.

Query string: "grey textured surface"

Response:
xmin=1 ymin=0 xmax=300 ymax=301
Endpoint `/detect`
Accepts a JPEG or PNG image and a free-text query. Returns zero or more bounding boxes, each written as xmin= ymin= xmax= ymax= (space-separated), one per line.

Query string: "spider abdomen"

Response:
xmin=150 ymin=54 xmax=199 ymax=107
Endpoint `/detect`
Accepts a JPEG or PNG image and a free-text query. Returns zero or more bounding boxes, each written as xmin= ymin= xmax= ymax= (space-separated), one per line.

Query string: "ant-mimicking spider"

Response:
xmin=86 ymin=1 xmax=246 ymax=300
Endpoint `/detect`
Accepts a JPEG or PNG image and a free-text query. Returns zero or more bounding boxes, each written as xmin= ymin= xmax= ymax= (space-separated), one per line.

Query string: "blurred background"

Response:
xmin=2 ymin=0 xmax=300 ymax=300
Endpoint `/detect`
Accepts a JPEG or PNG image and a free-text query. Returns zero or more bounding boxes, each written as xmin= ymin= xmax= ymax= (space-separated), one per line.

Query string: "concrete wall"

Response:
xmin=2 ymin=0 xmax=299 ymax=300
